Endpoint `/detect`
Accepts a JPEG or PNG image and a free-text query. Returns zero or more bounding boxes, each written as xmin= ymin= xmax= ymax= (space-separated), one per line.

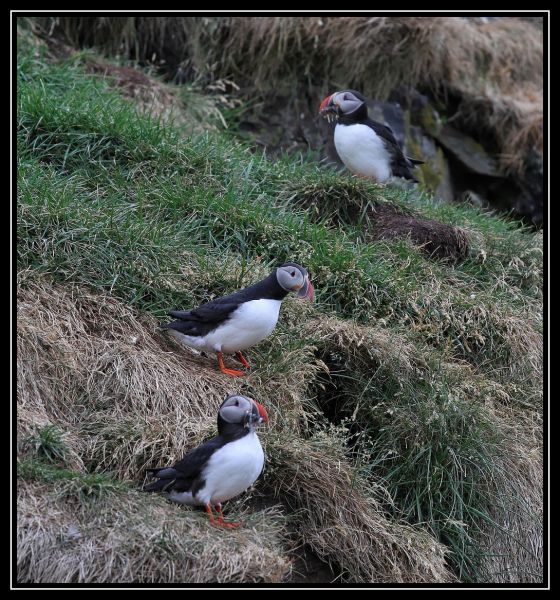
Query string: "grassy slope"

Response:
xmin=16 ymin=33 xmax=543 ymax=583
xmin=37 ymin=16 xmax=543 ymax=176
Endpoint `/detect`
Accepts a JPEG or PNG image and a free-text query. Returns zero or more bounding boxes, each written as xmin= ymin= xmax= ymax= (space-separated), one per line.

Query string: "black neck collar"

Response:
xmin=217 ymin=415 xmax=251 ymax=441
xmin=338 ymin=102 xmax=369 ymax=125
xmin=247 ymin=271 xmax=290 ymax=301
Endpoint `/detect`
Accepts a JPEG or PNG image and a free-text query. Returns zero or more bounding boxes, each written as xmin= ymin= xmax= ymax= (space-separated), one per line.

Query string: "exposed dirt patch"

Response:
xmin=367 ymin=203 xmax=470 ymax=261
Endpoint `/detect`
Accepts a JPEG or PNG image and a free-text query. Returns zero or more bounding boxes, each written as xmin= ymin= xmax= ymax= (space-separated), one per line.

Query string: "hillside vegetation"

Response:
xmin=16 ymin=26 xmax=543 ymax=584
xmin=37 ymin=15 xmax=544 ymax=224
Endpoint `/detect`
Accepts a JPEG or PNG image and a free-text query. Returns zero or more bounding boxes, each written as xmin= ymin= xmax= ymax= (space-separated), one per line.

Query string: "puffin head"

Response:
xmin=319 ymin=90 xmax=367 ymax=122
xmin=276 ymin=262 xmax=314 ymax=301
xmin=219 ymin=394 xmax=269 ymax=430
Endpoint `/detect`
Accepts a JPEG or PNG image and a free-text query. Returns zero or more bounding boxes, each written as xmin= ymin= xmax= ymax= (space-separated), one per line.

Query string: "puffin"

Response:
xmin=161 ymin=262 xmax=314 ymax=377
xmin=319 ymin=89 xmax=424 ymax=182
xmin=144 ymin=394 xmax=269 ymax=528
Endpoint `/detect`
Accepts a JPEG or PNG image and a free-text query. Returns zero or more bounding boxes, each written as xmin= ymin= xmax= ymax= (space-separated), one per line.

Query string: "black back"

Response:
xmin=160 ymin=270 xmax=289 ymax=337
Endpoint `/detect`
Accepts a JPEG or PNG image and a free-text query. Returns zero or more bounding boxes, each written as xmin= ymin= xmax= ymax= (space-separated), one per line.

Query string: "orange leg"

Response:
xmin=217 ymin=352 xmax=245 ymax=377
xmin=205 ymin=503 xmax=217 ymax=525
xmin=234 ymin=351 xmax=251 ymax=370
xmin=205 ymin=503 xmax=242 ymax=528
xmin=215 ymin=503 xmax=242 ymax=528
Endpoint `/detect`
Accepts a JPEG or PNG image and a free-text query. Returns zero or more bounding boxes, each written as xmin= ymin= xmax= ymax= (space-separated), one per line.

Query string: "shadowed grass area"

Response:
xmin=16 ymin=32 xmax=542 ymax=583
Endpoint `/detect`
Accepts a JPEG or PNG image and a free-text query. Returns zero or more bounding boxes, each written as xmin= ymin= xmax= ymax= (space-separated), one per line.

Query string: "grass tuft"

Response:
xmin=20 ymin=424 xmax=71 ymax=464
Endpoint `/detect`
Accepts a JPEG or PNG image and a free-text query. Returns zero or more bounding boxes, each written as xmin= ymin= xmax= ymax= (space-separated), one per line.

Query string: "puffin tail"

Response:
xmin=167 ymin=309 xmax=194 ymax=319
xmin=143 ymin=467 xmax=178 ymax=492
xmin=144 ymin=479 xmax=168 ymax=492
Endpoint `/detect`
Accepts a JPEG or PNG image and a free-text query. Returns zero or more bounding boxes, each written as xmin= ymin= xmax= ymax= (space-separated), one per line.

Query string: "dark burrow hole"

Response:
xmin=306 ymin=351 xmax=377 ymax=452
xmin=246 ymin=488 xmax=340 ymax=583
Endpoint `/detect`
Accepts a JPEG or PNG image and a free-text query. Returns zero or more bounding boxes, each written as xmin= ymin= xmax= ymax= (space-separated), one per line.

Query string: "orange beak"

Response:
xmin=319 ymin=94 xmax=334 ymax=114
xmin=296 ymin=276 xmax=314 ymax=302
xmin=254 ymin=401 xmax=269 ymax=424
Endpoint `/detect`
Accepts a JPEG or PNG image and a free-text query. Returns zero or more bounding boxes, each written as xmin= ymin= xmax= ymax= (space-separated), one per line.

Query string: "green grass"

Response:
xmin=16 ymin=34 xmax=543 ymax=583
xmin=18 ymin=423 xmax=125 ymax=501
xmin=364 ymin=379 xmax=504 ymax=580
xmin=20 ymin=424 xmax=71 ymax=464
xmin=17 ymin=59 xmax=540 ymax=365
xmin=18 ymin=458 xmax=126 ymax=501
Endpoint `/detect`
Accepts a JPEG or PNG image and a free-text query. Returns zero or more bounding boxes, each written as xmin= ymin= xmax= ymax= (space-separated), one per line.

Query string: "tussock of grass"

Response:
xmin=279 ymin=172 xmax=470 ymax=261
xmin=300 ymin=315 xmax=542 ymax=580
xmin=18 ymin=459 xmax=126 ymax=501
xmin=16 ymin=35 xmax=542 ymax=583
xmin=266 ymin=436 xmax=455 ymax=583
xmin=17 ymin=480 xmax=291 ymax=583
xmin=20 ymin=425 xmax=73 ymax=465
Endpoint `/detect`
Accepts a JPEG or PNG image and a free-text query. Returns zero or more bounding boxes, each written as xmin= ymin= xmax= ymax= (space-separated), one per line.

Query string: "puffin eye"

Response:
xmin=290 ymin=271 xmax=296 ymax=277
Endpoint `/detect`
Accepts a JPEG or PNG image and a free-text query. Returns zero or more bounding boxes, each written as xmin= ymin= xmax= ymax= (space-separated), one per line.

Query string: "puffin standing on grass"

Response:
xmin=319 ymin=89 xmax=424 ymax=182
xmin=144 ymin=394 xmax=269 ymax=528
xmin=160 ymin=262 xmax=314 ymax=377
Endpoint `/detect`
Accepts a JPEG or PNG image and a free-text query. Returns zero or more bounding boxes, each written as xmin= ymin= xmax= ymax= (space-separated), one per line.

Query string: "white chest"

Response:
xmin=200 ymin=432 xmax=265 ymax=505
xmin=334 ymin=123 xmax=392 ymax=182
xmin=204 ymin=298 xmax=282 ymax=354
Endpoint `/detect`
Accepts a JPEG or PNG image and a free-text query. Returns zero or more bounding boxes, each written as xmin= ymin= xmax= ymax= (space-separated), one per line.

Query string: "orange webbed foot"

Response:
xmin=217 ymin=520 xmax=243 ymax=529
xmin=221 ymin=368 xmax=246 ymax=377
xmin=235 ymin=351 xmax=251 ymax=370
xmin=214 ymin=504 xmax=243 ymax=528
xmin=217 ymin=352 xmax=246 ymax=377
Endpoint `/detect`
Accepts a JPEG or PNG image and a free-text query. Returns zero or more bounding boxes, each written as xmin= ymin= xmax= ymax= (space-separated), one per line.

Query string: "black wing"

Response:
xmin=144 ymin=435 xmax=225 ymax=494
xmin=161 ymin=293 xmax=244 ymax=336
xmin=161 ymin=272 xmax=280 ymax=336
xmin=366 ymin=119 xmax=422 ymax=182
xmin=168 ymin=294 xmax=243 ymax=324
xmin=366 ymin=120 xmax=401 ymax=149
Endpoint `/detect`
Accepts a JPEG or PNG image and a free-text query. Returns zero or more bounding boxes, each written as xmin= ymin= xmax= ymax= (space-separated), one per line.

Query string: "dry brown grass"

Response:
xmin=17 ymin=272 xmax=232 ymax=479
xmin=17 ymin=275 xmax=457 ymax=583
xmin=266 ymin=437 xmax=455 ymax=583
xmin=17 ymin=480 xmax=291 ymax=584
xmin=304 ymin=314 xmax=420 ymax=377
